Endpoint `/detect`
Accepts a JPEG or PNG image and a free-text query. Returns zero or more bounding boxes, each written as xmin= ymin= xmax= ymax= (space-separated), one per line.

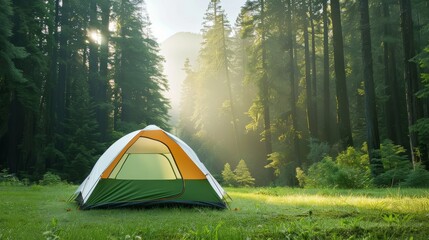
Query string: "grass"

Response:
xmin=1 ymin=185 xmax=429 ymax=239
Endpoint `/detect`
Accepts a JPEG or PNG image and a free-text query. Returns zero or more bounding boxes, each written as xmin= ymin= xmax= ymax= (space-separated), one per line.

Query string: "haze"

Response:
xmin=146 ymin=0 xmax=246 ymax=124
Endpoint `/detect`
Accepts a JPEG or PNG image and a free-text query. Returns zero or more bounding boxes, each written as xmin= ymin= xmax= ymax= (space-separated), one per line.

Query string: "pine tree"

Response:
xmin=64 ymin=67 xmax=102 ymax=182
xmin=234 ymin=159 xmax=255 ymax=187
xmin=221 ymin=163 xmax=236 ymax=186
xmin=113 ymin=0 xmax=170 ymax=132
xmin=179 ymin=0 xmax=238 ymax=170
xmin=3 ymin=0 xmax=46 ymax=176
xmin=240 ymin=0 xmax=274 ymax=181
xmin=0 ymin=0 xmax=28 ymax=172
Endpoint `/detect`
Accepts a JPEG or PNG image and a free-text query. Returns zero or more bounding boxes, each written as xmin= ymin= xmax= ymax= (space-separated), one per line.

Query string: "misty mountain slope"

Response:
xmin=160 ymin=32 xmax=202 ymax=125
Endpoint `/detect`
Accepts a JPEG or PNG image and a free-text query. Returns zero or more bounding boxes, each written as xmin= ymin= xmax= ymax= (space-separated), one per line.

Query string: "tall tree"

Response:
xmin=55 ymin=0 xmax=70 ymax=152
xmin=322 ymin=0 xmax=331 ymax=143
xmin=359 ymin=0 xmax=383 ymax=177
xmin=382 ymin=0 xmax=406 ymax=147
xmin=99 ymin=0 xmax=111 ymax=141
xmin=399 ymin=0 xmax=421 ymax=166
xmin=303 ymin=4 xmax=315 ymax=138
xmin=309 ymin=0 xmax=318 ymax=138
xmin=42 ymin=0 xmax=59 ymax=160
xmin=6 ymin=0 xmax=47 ymax=175
xmin=221 ymin=13 xmax=241 ymax=160
xmin=331 ymin=0 xmax=354 ymax=148
xmin=238 ymin=0 xmax=276 ymax=182
xmin=260 ymin=0 xmax=273 ymax=170
xmin=113 ymin=0 xmax=170 ymax=131
xmin=0 ymin=0 xmax=28 ymax=173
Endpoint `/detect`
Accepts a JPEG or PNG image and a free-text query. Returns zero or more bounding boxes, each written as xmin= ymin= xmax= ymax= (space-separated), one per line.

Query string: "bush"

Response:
xmin=304 ymin=156 xmax=339 ymax=188
xmin=0 ymin=169 xmax=23 ymax=186
xmin=402 ymin=163 xmax=429 ymax=188
xmin=307 ymin=138 xmax=330 ymax=164
xmin=336 ymin=146 xmax=369 ymax=172
xmin=295 ymin=167 xmax=306 ymax=187
xmin=302 ymin=146 xmax=372 ymax=189
xmin=374 ymin=140 xmax=411 ymax=187
xmin=39 ymin=172 xmax=62 ymax=185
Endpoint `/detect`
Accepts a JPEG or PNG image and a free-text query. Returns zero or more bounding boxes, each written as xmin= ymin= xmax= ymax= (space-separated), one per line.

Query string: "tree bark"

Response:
xmin=330 ymin=0 xmax=354 ymax=149
xmin=309 ymin=0 xmax=318 ymax=138
xmin=99 ymin=0 xmax=111 ymax=141
xmin=382 ymin=0 xmax=406 ymax=147
xmin=56 ymin=0 xmax=70 ymax=149
xmin=399 ymin=0 xmax=422 ymax=167
xmin=304 ymin=11 xmax=316 ymax=138
xmin=221 ymin=14 xmax=241 ymax=160
xmin=359 ymin=0 xmax=383 ymax=177
xmin=260 ymin=0 xmax=274 ymax=181
xmin=287 ymin=0 xmax=301 ymax=167
xmin=322 ymin=0 xmax=331 ymax=143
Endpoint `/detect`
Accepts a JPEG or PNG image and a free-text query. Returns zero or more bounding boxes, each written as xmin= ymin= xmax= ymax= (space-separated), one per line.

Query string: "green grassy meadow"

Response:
xmin=1 ymin=185 xmax=429 ymax=239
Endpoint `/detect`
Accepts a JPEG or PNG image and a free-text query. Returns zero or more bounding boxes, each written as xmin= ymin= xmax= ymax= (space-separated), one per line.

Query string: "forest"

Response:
xmin=1 ymin=0 xmax=429 ymax=188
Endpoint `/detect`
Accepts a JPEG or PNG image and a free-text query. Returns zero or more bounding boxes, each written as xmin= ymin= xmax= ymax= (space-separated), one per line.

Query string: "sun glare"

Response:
xmin=88 ymin=30 xmax=102 ymax=45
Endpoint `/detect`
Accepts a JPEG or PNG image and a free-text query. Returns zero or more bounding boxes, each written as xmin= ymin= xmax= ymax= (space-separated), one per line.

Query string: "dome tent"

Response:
xmin=73 ymin=125 xmax=227 ymax=209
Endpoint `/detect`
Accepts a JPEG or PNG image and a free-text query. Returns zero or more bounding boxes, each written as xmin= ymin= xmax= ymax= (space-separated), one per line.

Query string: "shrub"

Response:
xmin=39 ymin=172 xmax=62 ymax=185
xmin=307 ymin=138 xmax=330 ymax=164
xmin=336 ymin=146 xmax=372 ymax=188
xmin=336 ymin=146 xmax=369 ymax=172
xmin=0 ymin=169 xmax=22 ymax=186
xmin=374 ymin=140 xmax=411 ymax=187
xmin=304 ymin=156 xmax=339 ymax=188
xmin=303 ymin=146 xmax=371 ymax=189
xmin=402 ymin=163 xmax=429 ymax=188
xmin=295 ymin=167 xmax=306 ymax=187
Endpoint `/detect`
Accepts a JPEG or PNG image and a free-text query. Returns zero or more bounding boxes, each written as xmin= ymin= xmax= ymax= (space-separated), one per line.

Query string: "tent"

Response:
xmin=73 ymin=125 xmax=227 ymax=209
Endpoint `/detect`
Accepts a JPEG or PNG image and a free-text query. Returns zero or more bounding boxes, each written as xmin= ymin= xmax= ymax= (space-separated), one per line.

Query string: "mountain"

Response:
xmin=160 ymin=32 xmax=202 ymax=126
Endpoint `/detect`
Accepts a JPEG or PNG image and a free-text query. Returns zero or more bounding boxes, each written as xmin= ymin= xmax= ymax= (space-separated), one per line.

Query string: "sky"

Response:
xmin=145 ymin=0 xmax=247 ymax=42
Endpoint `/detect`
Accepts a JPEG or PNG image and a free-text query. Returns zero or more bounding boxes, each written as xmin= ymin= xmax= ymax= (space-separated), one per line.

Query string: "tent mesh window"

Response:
xmin=109 ymin=137 xmax=182 ymax=180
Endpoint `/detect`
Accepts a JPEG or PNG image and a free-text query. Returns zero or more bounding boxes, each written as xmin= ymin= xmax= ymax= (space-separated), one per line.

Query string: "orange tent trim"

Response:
xmin=101 ymin=130 xmax=205 ymax=179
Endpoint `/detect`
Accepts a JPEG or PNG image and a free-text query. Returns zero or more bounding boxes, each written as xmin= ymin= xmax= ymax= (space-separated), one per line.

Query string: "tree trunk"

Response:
xmin=260 ymin=0 xmax=274 ymax=181
xmin=221 ymin=14 xmax=241 ymax=160
xmin=322 ymin=0 xmax=331 ymax=143
xmin=56 ymin=0 xmax=70 ymax=151
xmin=99 ymin=0 xmax=111 ymax=141
xmin=6 ymin=93 xmax=23 ymax=174
xmin=304 ymin=12 xmax=315 ymax=138
xmin=399 ymin=0 xmax=422 ymax=167
xmin=118 ymin=0 xmax=129 ymax=123
xmin=39 ymin=0 xmax=60 ymax=173
xmin=88 ymin=0 xmax=102 ymax=133
xmin=309 ymin=0 xmax=318 ymax=138
xmin=287 ymin=0 xmax=301 ymax=167
xmin=359 ymin=0 xmax=383 ymax=177
xmin=330 ymin=0 xmax=354 ymax=149
xmin=382 ymin=0 xmax=406 ymax=147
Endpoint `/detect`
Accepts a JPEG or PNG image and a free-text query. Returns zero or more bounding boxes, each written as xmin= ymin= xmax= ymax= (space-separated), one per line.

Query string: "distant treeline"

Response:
xmin=2 ymin=0 xmax=429 ymax=187
xmin=0 ymin=0 xmax=169 ymax=182
xmin=177 ymin=0 xmax=429 ymax=186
